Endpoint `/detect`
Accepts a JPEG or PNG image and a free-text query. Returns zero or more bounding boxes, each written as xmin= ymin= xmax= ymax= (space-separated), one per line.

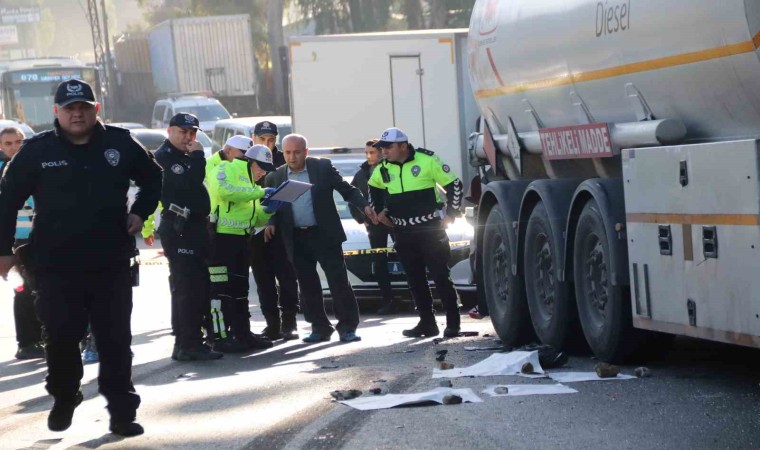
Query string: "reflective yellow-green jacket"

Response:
xmin=206 ymin=153 xmax=270 ymax=235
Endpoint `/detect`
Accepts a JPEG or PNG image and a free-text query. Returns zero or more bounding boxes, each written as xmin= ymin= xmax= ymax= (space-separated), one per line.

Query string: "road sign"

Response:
xmin=1 ymin=6 xmax=41 ymax=25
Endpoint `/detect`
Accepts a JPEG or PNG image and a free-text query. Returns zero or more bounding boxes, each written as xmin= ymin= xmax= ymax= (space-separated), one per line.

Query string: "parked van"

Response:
xmin=212 ymin=116 xmax=292 ymax=153
xmin=152 ymin=94 xmax=231 ymax=134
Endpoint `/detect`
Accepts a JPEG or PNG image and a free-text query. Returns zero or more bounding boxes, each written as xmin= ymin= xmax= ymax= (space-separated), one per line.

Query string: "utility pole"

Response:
xmin=84 ymin=0 xmax=112 ymax=120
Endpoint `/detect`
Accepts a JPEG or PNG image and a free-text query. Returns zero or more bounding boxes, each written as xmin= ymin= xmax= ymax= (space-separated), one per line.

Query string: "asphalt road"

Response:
xmin=0 ymin=249 xmax=758 ymax=449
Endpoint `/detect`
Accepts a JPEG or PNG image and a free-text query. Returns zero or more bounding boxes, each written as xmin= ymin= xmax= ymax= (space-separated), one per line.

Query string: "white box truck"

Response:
xmin=467 ymin=0 xmax=760 ymax=362
xmin=289 ymin=29 xmax=478 ymax=179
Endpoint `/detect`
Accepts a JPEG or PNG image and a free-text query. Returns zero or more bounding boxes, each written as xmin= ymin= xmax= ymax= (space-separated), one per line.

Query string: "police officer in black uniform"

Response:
xmin=0 ymin=79 xmax=161 ymax=436
xmin=155 ymin=113 xmax=223 ymax=362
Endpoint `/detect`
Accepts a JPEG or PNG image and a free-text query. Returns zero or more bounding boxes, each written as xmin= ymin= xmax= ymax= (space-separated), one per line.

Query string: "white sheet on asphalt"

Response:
xmin=547 ymin=372 xmax=635 ymax=383
xmin=432 ymin=351 xmax=545 ymax=379
xmin=339 ymin=387 xmax=483 ymax=411
xmin=482 ymin=384 xmax=578 ymax=397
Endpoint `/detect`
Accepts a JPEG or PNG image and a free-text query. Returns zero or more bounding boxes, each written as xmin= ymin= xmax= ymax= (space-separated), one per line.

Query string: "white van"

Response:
xmin=152 ymin=95 xmax=231 ymax=134
xmin=211 ymin=116 xmax=292 ymax=153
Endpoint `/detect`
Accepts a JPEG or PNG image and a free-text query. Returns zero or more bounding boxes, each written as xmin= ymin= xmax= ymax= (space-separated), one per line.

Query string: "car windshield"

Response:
xmin=177 ymin=104 xmax=231 ymax=122
xmin=196 ymin=130 xmax=212 ymax=147
xmin=328 ymin=157 xmax=363 ymax=176
xmin=132 ymin=131 xmax=167 ymax=152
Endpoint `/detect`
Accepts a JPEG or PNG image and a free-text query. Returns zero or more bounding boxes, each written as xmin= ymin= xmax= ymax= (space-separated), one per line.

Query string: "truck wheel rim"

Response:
xmin=491 ymin=236 xmax=510 ymax=303
xmin=583 ymin=234 xmax=609 ymax=327
xmin=534 ymin=234 xmax=555 ymax=316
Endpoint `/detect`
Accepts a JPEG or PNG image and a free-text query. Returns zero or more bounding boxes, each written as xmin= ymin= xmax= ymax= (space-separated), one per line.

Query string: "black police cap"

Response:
xmin=169 ymin=113 xmax=200 ymax=130
xmin=54 ymin=80 xmax=96 ymax=107
xmin=254 ymin=121 xmax=278 ymax=137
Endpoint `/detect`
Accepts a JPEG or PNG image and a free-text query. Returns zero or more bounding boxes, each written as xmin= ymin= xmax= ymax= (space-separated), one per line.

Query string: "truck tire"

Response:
xmin=573 ymin=199 xmax=634 ymax=362
xmin=524 ymin=202 xmax=578 ymax=350
xmin=482 ymin=207 xmax=531 ymax=347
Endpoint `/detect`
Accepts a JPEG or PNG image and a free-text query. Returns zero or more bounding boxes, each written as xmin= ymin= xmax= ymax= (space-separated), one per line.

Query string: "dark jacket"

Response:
xmin=349 ymin=161 xmax=387 ymax=224
xmin=272 ymin=145 xmax=286 ymax=168
xmin=0 ymin=122 xmax=162 ymax=269
xmin=154 ymin=140 xmax=210 ymax=219
xmin=265 ymin=157 xmax=368 ymax=261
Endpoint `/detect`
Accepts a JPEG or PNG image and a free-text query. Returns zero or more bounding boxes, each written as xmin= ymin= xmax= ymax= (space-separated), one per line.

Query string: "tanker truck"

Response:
xmin=467 ymin=0 xmax=760 ymax=362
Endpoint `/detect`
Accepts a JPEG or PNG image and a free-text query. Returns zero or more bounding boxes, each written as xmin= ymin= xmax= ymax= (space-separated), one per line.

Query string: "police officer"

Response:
xmin=0 ymin=126 xmax=44 ymax=360
xmin=0 ymin=79 xmax=161 ymax=436
xmin=153 ymin=113 xmax=222 ymax=361
xmin=205 ymin=137 xmax=275 ymax=352
xmin=250 ymin=121 xmax=300 ymax=340
xmin=368 ymin=127 xmax=464 ymax=338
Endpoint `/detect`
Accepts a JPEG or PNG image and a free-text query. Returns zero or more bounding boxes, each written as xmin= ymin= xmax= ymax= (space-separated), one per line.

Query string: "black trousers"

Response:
xmin=208 ymin=232 xmax=251 ymax=339
xmin=249 ymin=231 xmax=299 ymax=323
xmin=367 ymin=224 xmax=394 ymax=302
xmin=13 ymin=239 xmax=42 ymax=347
xmin=35 ymin=264 xmax=140 ymax=422
xmin=394 ymin=223 xmax=459 ymax=319
xmin=292 ymin=227 xmax=359 ymax=335
xmin=158 ymin=218 xmax=209 ymax=348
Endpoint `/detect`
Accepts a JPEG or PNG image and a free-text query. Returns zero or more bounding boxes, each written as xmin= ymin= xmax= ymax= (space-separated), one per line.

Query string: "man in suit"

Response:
xmin=264 ymin=134 xmax=377 ymax=343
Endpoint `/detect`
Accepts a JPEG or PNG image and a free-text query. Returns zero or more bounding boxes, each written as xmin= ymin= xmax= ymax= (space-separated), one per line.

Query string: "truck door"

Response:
xmin=390 ymin=55 xmax=426 ymax=147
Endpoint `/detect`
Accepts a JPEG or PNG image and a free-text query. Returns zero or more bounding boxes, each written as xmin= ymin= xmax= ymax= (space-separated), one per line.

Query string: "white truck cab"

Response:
xmin=151 ymin=94 xmax=231 ymax=134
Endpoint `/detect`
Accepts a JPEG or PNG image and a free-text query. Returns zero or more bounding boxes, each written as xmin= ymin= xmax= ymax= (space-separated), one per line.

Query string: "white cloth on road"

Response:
xmin=339 ymin=387 xmax=482 ymax=411
xmin=547 ymin=372 xmax=635 ymax=383
xmin=482 ymin=384 xmax=578 ymax=397
xmin=432 ymin=351 xmax=544 ymax=379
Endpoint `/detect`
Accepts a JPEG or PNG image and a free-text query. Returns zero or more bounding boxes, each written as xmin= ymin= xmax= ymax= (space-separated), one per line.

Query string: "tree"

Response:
xmin=267 ymin=0 xmax=286 ymax=112
xmin=402 ymin=0 xmax=423 ymax=29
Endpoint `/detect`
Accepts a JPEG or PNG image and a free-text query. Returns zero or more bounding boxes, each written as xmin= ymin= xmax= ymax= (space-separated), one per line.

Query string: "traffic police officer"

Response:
xmin=250 ymin=121 xmax=300 ymax=340
xmin=0 ymin=79 xmax=161 ymax=436
xmin=205 ymin=137 xmax=275 ymax=352
xmin=154 ymin=113 xmax=222 ymax=361
xmin=368 ymin=127 xmax=464 ymax=338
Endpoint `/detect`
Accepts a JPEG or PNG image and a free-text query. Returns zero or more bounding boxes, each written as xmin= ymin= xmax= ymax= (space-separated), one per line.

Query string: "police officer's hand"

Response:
xmin=144 ymin=235 xmax=155 ymax=246
xmin=264 ymin=225 xmax=276 ymax=243
xmin=0 ymin=255 xmax=14 ymax=280
xmin=126 ymin=214 xmax=145 ymax=235
xmin=377 ymin=211 xmax=394 ymax=228
xmin=363 ymin=206 xmax=378 ymax=225
xmin=188 ymin=140 xmax=204 ymax=153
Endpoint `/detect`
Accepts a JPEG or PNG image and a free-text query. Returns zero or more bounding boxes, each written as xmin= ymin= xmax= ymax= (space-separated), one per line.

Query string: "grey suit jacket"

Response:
xmin=265 ymin=157 xmax=368 ymax=261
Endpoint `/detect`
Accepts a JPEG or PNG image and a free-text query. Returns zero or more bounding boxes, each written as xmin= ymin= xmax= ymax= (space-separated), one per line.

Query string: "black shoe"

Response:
xmin=176 ymin=344 xmax=224 ymax=361
xmin=110 ymin=420 xmax=144 ymax=437
xmin=211 ymin=337 xmax=249 ymax=353
xmin=402 ymin=320 xmax=440 ymax=338
xmin=281 ymin=329 xmax=299 ymax=341
xmin=281 ymin=314 xmax=299 ymax=340
xmin=15 ymin=342 xmax=45 ymax=360
xmin=240 ymin=333 xmax=274 ymax=350
xmin=262 ymin=326 xmax=283 ymax=341
xmin=443 ymin=327 xmax=461 ymax=338
xmin=48 ymin=391 xmax=83 ymax=432
xmin=376 ymin=302 xmax=396 ymax=315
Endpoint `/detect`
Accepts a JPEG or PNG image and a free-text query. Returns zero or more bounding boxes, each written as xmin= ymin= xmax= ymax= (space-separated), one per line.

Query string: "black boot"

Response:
xmin=376 ymin=297 xmax=396 ymax=315
xmin=443 ymin=311 xmax=461 ymax=338
xmin=48 ymin=391 xmax=83 ymax=432
xmin=402 ymin=317 xmax=439 ymax=337
xmin=110 ymin=419 xmax=144 ymax=437
xmin=177 ymin=344 xmax=224 ymax=360
xmin=262 ymin=315 xmax=283 ymax=340
xmin=281 ymin=312 xmax=299 ymax=341
xmin=239 ymin=332 xmax=274 ymax=350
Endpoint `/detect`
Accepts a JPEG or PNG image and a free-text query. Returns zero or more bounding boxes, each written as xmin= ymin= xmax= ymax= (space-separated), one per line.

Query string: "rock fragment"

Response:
xmin=330 ymin=389 xmax=362 ymax=401
xmin=442 ymin=395 xmax=463 ymax=405
xmin=634 ymin=367 xmax=652 ymax=378
xmin=595 ymin=363 xmax=621 ymax=378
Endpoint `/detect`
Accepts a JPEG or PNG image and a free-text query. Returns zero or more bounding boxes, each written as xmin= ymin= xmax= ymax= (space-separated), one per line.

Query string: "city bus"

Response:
xmin=1 ymin=58 xmax=101 ymax=132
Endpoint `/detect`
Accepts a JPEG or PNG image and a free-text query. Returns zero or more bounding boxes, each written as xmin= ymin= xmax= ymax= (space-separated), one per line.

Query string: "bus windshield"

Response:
xmin=1 ymin=66 xmax=100 ymax=132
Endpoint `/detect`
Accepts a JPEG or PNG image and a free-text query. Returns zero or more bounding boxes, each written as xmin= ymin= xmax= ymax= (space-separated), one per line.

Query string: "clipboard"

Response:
xmin=262 ymin=180 xmax=312 ymax=205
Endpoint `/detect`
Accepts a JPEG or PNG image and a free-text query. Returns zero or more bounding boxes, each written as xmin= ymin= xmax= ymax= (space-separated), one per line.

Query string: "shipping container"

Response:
xmin=148 ymin=15 xmax=257 ymax=97
xmin=113 ymin=33 xmax=152 ymax=74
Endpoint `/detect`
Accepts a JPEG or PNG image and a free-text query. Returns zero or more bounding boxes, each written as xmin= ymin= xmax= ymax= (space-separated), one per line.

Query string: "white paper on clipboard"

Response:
xmin=263 ymin=180 xmax=312 ymax=204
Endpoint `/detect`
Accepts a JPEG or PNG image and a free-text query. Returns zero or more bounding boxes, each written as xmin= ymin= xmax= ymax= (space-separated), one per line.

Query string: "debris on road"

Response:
xmin=438 ymin=362 xmax=455 ymax=370
xmin=442 ymin=394 xmax=463 ymax=405
xmin=464 ymin=345 xmax=504 ymax=351
xmin=369 ymin=388 xmax=383 ymax=395
xmin=547 ymin=372 xmax=636 ymax=383
xmin=595 ymin=363 xmax=621 ymax=378
xmin=321 ymin=365 xmax=340 ymax=369
xmin=483 ymin=384 xmax=578 ymax=397
xmin=338 ymin=388 xmax=482 ymax=411
xmin=439 ymin=380 xmax=453 ymax=388
xmin=435 ymin=350 xmax=448 ymax=361
xmin=372 ymin=379 xmax=388 ymax=383
xmin=634 ymin=367 xmax=652 ymax=378
xmin=432 ymin=351 xmax=545 ymax=379
xmin=521 ymin=362 xmax=535 ymax=374
xmin=515 ymin=344 xmax=568 ymax=369
xmin=330 ymin=389 xmax=362 ymax=401
xmin=391 ymin=350 xmax=415 ymax=354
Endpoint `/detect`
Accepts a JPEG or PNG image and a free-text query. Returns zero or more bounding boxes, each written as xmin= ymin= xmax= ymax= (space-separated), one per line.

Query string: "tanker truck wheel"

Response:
xmin=481 ymin=207 xmax=531 ymax=347
xmin=573 ymin=199 xmax=634 ymax=362
xmin=524 ymin=202 xmax=579 ymax=350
